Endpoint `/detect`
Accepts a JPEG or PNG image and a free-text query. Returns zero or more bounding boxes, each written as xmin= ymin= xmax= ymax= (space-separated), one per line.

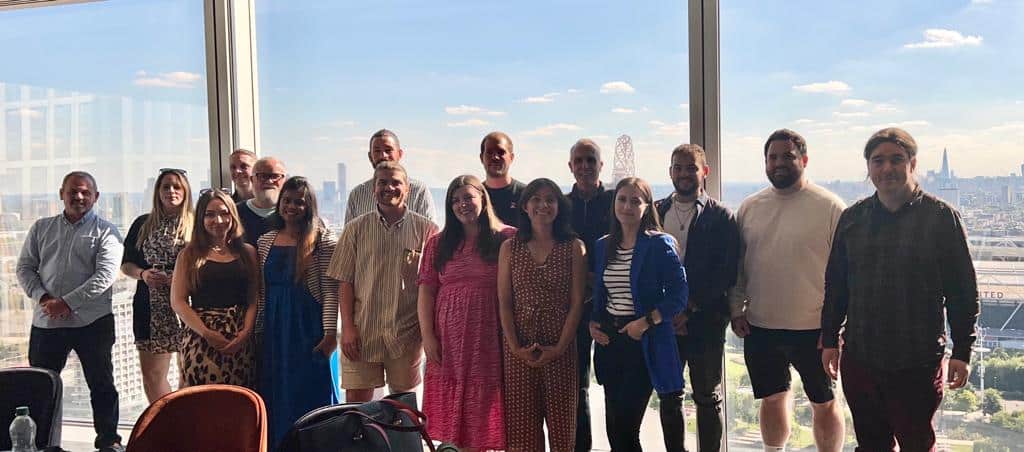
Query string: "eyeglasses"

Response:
xmin=255 ymin=172 xmax=286 ymax=183
xmin=159 ymin=168 xmax=187 ymax=175
xmin=199 ymin=188 xmax=230 ymax=197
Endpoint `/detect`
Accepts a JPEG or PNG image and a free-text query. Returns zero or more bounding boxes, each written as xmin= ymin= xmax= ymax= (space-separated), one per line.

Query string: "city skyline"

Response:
xmin=0 ymin=0 xmax=1021 ymax=188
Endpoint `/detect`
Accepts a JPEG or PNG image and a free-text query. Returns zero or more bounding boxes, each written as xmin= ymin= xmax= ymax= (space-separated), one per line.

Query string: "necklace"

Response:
xmin=211 ymin=244 xmax=228 ymax=254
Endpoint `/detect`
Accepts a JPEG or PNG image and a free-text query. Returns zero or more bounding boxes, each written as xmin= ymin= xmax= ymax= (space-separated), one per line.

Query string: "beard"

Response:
xmin=768 ymin=171 xmax=799 ymax=189
xmin=673 ymin=178 xmax=699 ymax=196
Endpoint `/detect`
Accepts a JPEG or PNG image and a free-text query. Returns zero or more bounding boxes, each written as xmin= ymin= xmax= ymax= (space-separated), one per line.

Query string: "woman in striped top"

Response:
xmin=590 ymin=177 xmax=689 ymax=451
xmin=255 ymin=176 xmax=338 ymax=449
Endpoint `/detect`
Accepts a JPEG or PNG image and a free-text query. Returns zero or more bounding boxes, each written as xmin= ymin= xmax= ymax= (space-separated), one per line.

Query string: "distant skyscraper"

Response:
xmin=939 ymin=186 xmax=961 ymax=210
xmin=1020 ymin=162 xmax=1023 ymax=180
xmin=940 ymin=148 xmax=951 ymax=180
xmin=612 ymin=134 xmax=636 ymax=185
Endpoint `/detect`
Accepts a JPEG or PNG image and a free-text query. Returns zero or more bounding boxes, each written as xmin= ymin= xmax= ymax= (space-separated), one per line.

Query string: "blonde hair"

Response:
xmin=137 ymin=170 xmax=194 ymax=249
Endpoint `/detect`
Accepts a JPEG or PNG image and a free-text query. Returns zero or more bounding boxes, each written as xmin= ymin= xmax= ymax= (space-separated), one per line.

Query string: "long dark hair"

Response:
xmin=434 ymin=175 xmax=505 ymax=271
xmin=605 ymin=177 xmax=662 ymax=267
xmin=516 ymin=178 xmax=575 ymax=243
xmin=179 ymin=189 xmax=256 ymax=293
xmin=266 ymin=176 xmax=322 ymax=283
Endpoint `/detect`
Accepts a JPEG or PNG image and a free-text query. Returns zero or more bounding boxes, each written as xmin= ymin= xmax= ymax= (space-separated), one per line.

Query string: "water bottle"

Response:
xmin=9 ymin=406 xmax=36 ymax=452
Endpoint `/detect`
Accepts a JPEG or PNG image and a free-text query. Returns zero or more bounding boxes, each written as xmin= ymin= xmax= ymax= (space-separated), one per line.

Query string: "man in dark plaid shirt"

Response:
xmin=821 ymin=127 xmax=979 ymax=451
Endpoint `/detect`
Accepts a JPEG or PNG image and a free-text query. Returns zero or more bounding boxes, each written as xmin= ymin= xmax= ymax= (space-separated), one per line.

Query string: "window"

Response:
xmin=256 ymin=0 xmax=691 ymax=447
xmin=0 ymin=0 xmax=210 ymax=424
xmin=721 ymin=0 xmax=1024 ymax=449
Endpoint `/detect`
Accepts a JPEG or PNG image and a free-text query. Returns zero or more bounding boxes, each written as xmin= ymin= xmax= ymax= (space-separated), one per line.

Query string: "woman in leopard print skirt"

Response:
xmin=171 ymin=189 xmax=259 ymax=388
xmin=122 ymin=168 xmax=194 ymax=403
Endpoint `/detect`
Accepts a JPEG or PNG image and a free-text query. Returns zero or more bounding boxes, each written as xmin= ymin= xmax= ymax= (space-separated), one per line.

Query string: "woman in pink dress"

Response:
xmin=418 ymin=175 xmax=515 ymax=450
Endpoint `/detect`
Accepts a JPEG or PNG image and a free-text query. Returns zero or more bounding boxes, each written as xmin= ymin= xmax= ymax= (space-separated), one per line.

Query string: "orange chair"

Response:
xmin=126 ymin=384 xmax=267 ymax=452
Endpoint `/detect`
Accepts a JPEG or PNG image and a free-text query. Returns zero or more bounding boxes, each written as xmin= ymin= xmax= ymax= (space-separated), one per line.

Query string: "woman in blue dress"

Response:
xmin=255 ymin=176 xmax=339 ymax=448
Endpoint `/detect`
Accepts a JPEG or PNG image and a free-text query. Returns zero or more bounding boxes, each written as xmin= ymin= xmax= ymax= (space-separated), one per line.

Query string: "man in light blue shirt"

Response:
xmin=16 ymin=171 xmax=125 ymax=452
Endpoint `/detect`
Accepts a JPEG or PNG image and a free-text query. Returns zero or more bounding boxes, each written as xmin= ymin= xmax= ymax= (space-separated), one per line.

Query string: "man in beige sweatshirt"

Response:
xmin=729 ymin=129 xmax=846 ymax=452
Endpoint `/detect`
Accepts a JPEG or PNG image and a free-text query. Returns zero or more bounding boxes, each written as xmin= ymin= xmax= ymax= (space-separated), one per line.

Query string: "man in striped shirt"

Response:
xmin=343 ymin=129 xmax=436 ymax=223
xmin=328 ymin=161 xmax=438 ymax=403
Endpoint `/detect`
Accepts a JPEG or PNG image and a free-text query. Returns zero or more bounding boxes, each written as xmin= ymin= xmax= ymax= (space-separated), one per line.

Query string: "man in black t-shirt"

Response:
xmin=479 ymin=131 xmax=526 ymax=227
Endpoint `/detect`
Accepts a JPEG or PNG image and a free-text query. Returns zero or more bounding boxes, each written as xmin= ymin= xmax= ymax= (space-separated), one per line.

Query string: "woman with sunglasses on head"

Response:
xmin=254 ymin=177 xmax=338 ymax=448
xmin=122 ymin=168 xmax=194 ymax=403
xmin=590 ymin=177 xmax=688 ymax=451
xmin=171 ymin=189 xmax=258 ymax=388
xmin=498 ymin=178 xmax=586 ymax=452
xmin=417 ymin=175 xmax=515 ymax=451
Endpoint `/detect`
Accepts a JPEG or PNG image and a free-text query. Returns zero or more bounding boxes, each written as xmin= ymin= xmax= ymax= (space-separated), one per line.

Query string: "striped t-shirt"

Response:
xmin=327 ymin=208 xmax=438 ymax=362
xmin=604 ymin=246 xmax=635 ymax=316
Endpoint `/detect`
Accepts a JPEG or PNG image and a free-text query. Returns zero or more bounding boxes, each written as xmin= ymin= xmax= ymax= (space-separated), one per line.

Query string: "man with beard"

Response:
xmin=237 ymin=157 xmax=287 ymax=247
xmin=565 ymin=138 xmax=614 ymax=451
xmin=728 ymin=129 xmax=846 ymax=452
xmin=822 ymin=128 xmax=977 ymax=450
xmin=344 ymin=129 xmax=435 ymax=223
xmin=480 ymin=131 xmax=526 ymax=227
xmin=329 ymin=161 xmax=437 ymax=403
xmin=229 ymin=148 xmax=257 ymax=202
xmin=655 ymin=144 xmax=739 ymax=451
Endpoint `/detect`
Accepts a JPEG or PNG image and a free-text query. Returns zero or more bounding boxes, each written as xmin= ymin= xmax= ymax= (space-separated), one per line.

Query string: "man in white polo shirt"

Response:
xmin=729 ymin=129 xmax=846 ymax=452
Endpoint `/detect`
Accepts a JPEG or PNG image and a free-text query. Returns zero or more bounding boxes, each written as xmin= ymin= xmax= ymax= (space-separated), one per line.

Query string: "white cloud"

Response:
xmin=679 ymin=103 xmax=689 ymax=110
xmin=328 ymin=120 xmax=356 ymax=128
xmin=611 ymin=107 xmax=636 ymax=114
xmin=903 ymin=29 xmax=983 ymax=49
xmin=792 ymin=80 xmax=852 ymax=95
xmin=133 ymin=70 xmax=202 ymax=88
xmin=343 ymin=136 xmax=366 ymax=142
xmin=971 ymin=0 xmax=992 ymax=4
xmin=986 ymin=122 xmax=1024 ymax=133
xmin=649 ymin=120 xmax=688 ymax=136
xmin=794 ymin=118 xmax=816 ymax=124
xmin=566 ymin=88 xmax=581 ymax=94
xmin=313 ymin=136 xmax=332 ymax=142
xmin=833 ymin=111 xmax=871 ymax=119
xmin=873 ymin=103 xmax=901 ymax=113
xmin=522 ymin=123 xmax=582 ymax=136
xmin=600 ymin=81 xmax=636 ymax=94
xmin=875 ymin=120 xmax=931 ymax=128
xmin=840 ymin=99 xmax=871 ymax=108
xmin=520 ymin=92 xmax=560 ymax=104
xmin=444 ymin=105 xmax=505 ymax=116
xmin=447 ymin=118 xmax=491 ymax=128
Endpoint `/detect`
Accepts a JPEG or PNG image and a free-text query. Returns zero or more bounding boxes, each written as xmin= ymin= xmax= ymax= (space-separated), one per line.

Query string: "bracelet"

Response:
xmin=644 ymin=311 xmax=656 ymax=328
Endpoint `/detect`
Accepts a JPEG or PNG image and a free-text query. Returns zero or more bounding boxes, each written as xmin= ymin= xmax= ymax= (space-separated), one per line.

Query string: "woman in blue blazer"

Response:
xmin=590 ymin=177 xmax=688 ymax=451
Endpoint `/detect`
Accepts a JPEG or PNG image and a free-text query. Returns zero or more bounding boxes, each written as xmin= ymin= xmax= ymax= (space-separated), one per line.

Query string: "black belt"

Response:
xmin=603 ymin=314 xmax=636 ymax=331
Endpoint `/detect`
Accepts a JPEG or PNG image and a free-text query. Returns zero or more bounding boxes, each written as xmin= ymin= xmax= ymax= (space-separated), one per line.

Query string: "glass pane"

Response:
xmin=722 ymin=1 xmax=1024 ymax=450
xmin=0 ymin=0 xmax=210 ymax=427
xmin=257 ymin=0 xmax=689 ymax=448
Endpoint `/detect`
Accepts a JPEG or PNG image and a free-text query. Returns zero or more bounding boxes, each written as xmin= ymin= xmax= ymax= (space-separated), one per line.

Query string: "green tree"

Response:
xmin=983 ymin=388 xmax=1004 ymax=415
xmin=943 ymin=385 xmax=979 ymax=412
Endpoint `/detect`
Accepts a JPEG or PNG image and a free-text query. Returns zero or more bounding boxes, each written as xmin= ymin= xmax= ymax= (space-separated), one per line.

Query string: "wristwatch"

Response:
xmin=644 ymin=311 xmax=656 ymax=328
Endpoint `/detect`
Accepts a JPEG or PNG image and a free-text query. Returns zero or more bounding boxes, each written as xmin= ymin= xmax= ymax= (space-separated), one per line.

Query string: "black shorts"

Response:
xmin=743 ymin=325 xmax=834 ymax=403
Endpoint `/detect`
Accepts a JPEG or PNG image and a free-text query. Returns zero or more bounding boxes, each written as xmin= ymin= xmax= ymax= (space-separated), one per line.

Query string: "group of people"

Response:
xmin=15 ymin=125 xmax=978 ymax=452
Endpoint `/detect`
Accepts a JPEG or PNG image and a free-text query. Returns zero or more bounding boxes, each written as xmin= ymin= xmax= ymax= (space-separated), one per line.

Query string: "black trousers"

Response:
xmin=575 ymin=306 xmax=593 ymax=452
xmin=29 ymin=314 xmax=121 ymax=449
xmin=595 ymin=321 xmax=686 ymax=452
xmin=676 ymin=311 xmax=729 ymax=452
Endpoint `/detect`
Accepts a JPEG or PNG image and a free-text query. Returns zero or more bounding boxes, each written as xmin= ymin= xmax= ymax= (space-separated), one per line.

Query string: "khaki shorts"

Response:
xmin=340 ymin=346 xmax=423 ymax=391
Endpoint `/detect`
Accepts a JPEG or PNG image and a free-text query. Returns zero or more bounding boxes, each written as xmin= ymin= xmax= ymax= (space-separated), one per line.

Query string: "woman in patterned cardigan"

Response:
xmin=255 ymin=176 xmax=339 ymax=448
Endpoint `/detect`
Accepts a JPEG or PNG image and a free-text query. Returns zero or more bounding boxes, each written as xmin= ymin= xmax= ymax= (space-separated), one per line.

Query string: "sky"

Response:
xmin=0 ymin=0 xmax=1021 ymax=190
